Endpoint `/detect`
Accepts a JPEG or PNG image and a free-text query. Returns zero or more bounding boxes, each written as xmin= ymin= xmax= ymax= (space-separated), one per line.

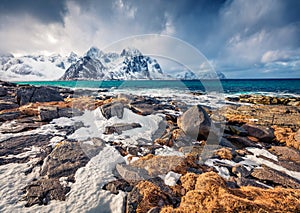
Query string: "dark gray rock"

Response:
xmin=126 ymin=186 xmax=143 ymax=213
xmin=0 ymin=111 xmax=21 ymax=121
xmin=236 ymin=177 xmax=271 ymax=189
xmin=177 ymin=105 xmax=212 ymax=140
xmin=0 ymin=120 xmax=42 ymax=133
xmin=16 ymin=86 xmax=63 ymax=106
xmin=226 ymin=136 xmax=260 ymax=149
xmin=242 ymin=124 xmax=275 ymax=142
xmin=219 ymin=137 xmax=236 ymax=149
xmin=232 ymin=165 xmax=252 ymax=178
xmin=57 ymin=107 xmax=83 ymax=118
xmin=0 ymin=101 xmax=19 ymax=111
xmin=251 ymin=165 xmax=300 ymax=188
xmin=24 ymin=178 xmax=70 ymax=207
xmin=102 ymin=179 xmax=132 ymax=194
xmin=0 ymin=134 xmax=52 ymax=156
xmin=116 ymin=164 xmax=151 ymax=183
xmin=0 ymin=87 xmax=7 ymax=97
xmin=38 ymin=106 xmax=58 ymax=122
xmin=228 ymin=125 xmax=248 ymax=136
xmin=101 ymin=102 xmax=124 ymax=119
xmin=40 ymin=141 xmax=90 ymax=179
xmin=104 ymin=123 xmax=142 ymax=135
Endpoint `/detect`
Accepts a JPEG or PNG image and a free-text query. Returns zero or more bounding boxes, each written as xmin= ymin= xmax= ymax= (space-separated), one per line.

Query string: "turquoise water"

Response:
xmin=15 ymin=79 xmax=300 ymax=95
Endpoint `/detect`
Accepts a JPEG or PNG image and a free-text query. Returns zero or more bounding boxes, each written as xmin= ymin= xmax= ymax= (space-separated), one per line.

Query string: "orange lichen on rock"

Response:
xmin=273 ymin=126 xmax=299 ymax=150
xmin=214 ymin=148 xmax=233 ymax=160
xmin=161 ymin=172 xmax=300 ymax=213
xmin=134 ymin=181 xmax=173 ymax=213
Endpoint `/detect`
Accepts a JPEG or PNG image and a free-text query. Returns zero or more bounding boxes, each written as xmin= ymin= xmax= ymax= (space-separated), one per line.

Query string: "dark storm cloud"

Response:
xmin=0 ymin=0 xmax=68 ymax=23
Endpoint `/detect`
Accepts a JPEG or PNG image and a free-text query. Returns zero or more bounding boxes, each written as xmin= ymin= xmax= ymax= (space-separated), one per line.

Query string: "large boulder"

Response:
xmin=100 ymin=102 xmax=124 ymax=119
xmin=242 ymin=124 xmax=275 ymax=142
xmin=177 ymin=105 xmax=212 ymax=140
xmin=16 ymin=86 xmax=64 ymax=106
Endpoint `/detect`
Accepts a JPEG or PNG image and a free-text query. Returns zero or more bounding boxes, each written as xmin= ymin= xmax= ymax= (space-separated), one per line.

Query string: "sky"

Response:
xmin=0 ymin=0 xmax=299 ymax=78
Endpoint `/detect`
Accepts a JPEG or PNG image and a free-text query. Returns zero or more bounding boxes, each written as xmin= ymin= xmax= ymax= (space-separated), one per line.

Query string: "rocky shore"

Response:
xmin=0 ymin=80 xmax=299 ymax=212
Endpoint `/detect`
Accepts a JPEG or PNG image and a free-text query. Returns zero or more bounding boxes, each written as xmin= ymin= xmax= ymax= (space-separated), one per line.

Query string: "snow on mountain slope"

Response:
xmin=0 ymin=53 xmax=78 ymax=81
xmin=60 ymin=47 xmax=166 ymax=80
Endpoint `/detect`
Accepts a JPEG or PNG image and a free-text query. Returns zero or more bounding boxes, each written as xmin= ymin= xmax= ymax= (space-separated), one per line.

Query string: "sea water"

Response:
xmin=15 ymin=79 xmax=300 ymax=96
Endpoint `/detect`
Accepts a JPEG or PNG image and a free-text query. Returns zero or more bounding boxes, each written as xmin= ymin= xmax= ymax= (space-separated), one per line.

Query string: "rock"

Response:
xmin=269 ymin=146 xmax=300 ymax=163
xmin=295 ymin=129 xmax=300 ymax=143
xmin=170 ymin=129 xmax=195 ymax=148
xmin=232 ymin=165 xmax=252 ymax=178
xmin=219 ymin=137 xmax=236 ymax=149
xmin=251 ymin=165 xmax=300 ymax=189
xmin=100 ymin=102 xmax=124 ymax=119
xmin=104 ymin=123 xmax=142 ymax=135
xmin=38 ymin=106 xmax=58 ymax=121
xmin=16 ymin=86 xmax=64 ymax=106
xmin=226 ymin=136 xmax=260 ymax=149
xmin=0 ymin=101 xmax=19 ymax=111
xmin=161 ymin=171 xmax=300 ymax=213
xmin=130 ymin=103 xmax=156 ymax=115
xmin=0 ymin=111 xmax=21 ymax=121
xmin=127 ymin=179 xmax=178 ymax=213
xmin=177 ymin=105 xmax=212 ymax=140
xmin=57 ymin=107 xmax=83 ymax=118
xmin=24 ymin=178 xmax=70 ymax=207
xmin=40 ymin=141 xmax=90 ymax=179
xmin=131 ymin=155 xmax=186 ymax=176
xmin=117 ymin=93 xmax=135 ymax=102
xmin=116 ymin=164 xmax=151 ymax=183
xmin=214 ymin=148 xmax=233 ymax=160
xmin=0 ymin=134 xmax=52 ymax=156
xmin=236 ymin=177 xmax=271 ymax=188
xmin=0 ymin=119 xmax=42 ymax=133
xmin=126 ymin=186 xmax=143 ymax=213
xmin=228 ymin=125 xmax=248 ymax=136
xmin=242 ymin=124 xmax=275 ymax=142
xmin=102 ymin=179 xmax=132 ymax=194
xmin=0 ymin=87 xmax=7 ymax=96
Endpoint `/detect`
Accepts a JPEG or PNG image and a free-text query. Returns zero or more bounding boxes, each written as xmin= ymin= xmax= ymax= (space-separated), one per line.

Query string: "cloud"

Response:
xmin=0 ymin=0 xmax=299 ymax=78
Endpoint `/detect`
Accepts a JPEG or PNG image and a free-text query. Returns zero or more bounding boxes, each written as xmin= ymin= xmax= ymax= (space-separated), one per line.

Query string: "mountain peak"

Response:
xmin=86 ymin=46 xmax=104 ymax=59
xmin=120 ymin=47 xmax=142 ymax=57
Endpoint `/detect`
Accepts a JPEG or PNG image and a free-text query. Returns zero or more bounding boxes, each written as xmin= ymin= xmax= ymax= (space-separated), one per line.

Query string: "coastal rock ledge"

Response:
xmin=0 ymin=80 xmax=299 ymax=212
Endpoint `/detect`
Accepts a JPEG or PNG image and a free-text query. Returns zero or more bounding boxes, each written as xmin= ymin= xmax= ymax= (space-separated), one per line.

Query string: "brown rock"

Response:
xmin=24 ymin=178 xmax=70 ymax=207
xmin=242 ymin=124 xmax=275 ymax=142
xmin=251 ymin=165 xmax=300 ymax=189
xmin=104 ymin=123 xmax=142 ymax=135
xmin=40 ymin=141 xmax=91 ymax=179
xmin=269 ymin=146 xmax=300 ymax=163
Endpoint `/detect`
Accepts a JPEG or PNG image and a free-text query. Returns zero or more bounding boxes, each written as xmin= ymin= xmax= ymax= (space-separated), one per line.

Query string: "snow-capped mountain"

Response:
xmin=176 ymin=70 xmax=226 ymax=80
xmin=0 ymin=47 xmax=226 ymax=81
xmin=60 ymin=47 xmax=165 ymax=80
xmin=0 ymin=53 xmax=78 ymax=81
